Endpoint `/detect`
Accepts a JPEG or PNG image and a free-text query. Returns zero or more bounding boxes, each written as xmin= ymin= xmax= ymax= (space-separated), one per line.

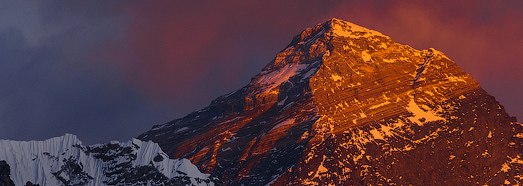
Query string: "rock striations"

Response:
xmin=139 ymin=18 xmax=522 ymax=185
xmin=0 ymin=134 xmax=214 ymax=186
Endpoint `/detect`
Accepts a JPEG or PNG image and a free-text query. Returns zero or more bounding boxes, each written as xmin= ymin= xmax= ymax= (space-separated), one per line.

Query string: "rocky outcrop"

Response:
xmin=0 ymin=161 xmax=14 ymax=186
xmin=139 ymin=18 xmax=522 ymax=185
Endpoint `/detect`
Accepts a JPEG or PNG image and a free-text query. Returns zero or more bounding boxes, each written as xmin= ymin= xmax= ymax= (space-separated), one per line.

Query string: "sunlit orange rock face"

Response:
xmin=138 ymin=18 xmax=522 ymax=185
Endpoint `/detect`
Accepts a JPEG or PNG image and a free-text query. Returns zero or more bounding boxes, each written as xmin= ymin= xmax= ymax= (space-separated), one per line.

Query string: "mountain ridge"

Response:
xmin=0 ymin=134 xmax=214 ymax=185
xmin=139 ymin=18 xmax=522 ymax=185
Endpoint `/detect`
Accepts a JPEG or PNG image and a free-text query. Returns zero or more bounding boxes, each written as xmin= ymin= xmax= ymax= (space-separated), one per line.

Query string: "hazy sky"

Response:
xmin=1 ymin=1 xmax=522 ymax=144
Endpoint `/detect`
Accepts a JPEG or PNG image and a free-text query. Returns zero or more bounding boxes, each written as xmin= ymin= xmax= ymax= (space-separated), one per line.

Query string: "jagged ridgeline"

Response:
xmin=0 ymin=134 xmax=215 ymax=185
xmin=139 ymin=18 xmax=522 ymax=185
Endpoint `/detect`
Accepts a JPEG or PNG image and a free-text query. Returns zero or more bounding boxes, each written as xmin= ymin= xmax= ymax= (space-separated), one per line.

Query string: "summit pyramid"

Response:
xmin=139 ymin=18 xmax=522 ymax=185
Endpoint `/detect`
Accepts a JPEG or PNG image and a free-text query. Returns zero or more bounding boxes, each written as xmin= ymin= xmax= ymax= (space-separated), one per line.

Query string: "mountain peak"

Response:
xmin=253 ymin=17 xmax=454 ymax=100
xmin=284 ymin=18 xmax=389 ymax=51
xmin=139 ymin=19 xmax=521 ymax=185
xmin=323 ymin=18 xmax=388 ymax=39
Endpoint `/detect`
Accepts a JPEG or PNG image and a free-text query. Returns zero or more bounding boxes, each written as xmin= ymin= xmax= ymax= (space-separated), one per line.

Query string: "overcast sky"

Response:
xmin=1 ymin=1 xmax=522 ymax=144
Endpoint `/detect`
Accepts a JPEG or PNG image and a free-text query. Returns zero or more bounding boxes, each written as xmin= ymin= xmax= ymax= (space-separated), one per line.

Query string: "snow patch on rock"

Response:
xmin=255 ymin=63 xmax=309 ymax=93
xmin=405 ymin=99 xmax=445 ymax=126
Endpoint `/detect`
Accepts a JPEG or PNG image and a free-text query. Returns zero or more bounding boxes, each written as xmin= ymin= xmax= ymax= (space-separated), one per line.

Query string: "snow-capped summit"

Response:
xmin=327 ymin=18 xmax=388 ymax=39
xmin=139 ymin=18 xmax=522 ymax=185
xmin=0 ymin=134 xmax=215 ymax=186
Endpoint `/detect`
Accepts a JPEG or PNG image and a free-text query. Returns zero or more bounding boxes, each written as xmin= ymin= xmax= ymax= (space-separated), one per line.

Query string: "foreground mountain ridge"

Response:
xmin=0 ymin=134 xmax=214 ymax=185
xmin=139 ymin=18 xmax=522 ymax=185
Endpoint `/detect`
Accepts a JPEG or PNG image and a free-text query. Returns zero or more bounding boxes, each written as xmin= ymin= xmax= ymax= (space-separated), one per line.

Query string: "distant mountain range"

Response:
xmin=0 ymin=134 xmax=214 ymax=185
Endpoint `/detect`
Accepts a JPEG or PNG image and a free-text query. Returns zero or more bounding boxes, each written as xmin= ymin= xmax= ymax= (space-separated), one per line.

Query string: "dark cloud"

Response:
xmin=1 ymin=1 xmax=521 ymax=144
xmin=0 ymin=1 xmax=176 ymax=144
xmin=101 ymin=1 xmax=338 ymax=105
xmin=106 ymin=0 xmax=522 ymax=121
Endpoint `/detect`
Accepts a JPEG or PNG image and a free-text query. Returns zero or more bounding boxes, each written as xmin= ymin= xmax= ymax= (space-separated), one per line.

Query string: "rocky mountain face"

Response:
xmin=139 ymin=18 xmax=522 ymax=185
xmin=0 ymin=134 xmax=214 ymax=186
